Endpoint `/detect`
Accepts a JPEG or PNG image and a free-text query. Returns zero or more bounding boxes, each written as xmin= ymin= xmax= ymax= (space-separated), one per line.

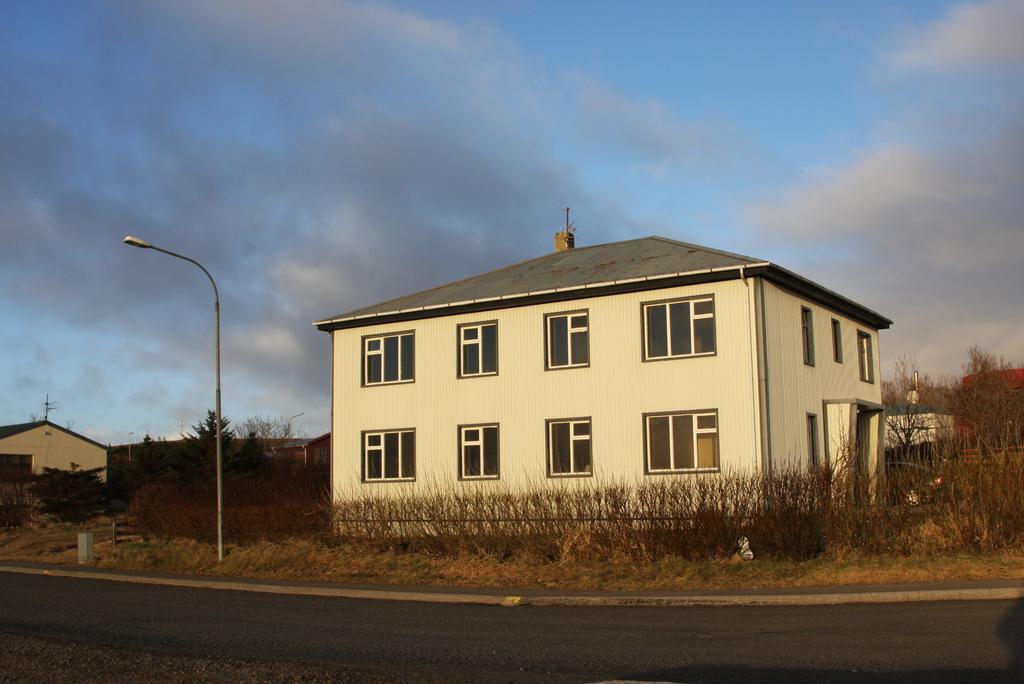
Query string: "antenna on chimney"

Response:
xmin=554 ymin=207 xmax=576 ymax=252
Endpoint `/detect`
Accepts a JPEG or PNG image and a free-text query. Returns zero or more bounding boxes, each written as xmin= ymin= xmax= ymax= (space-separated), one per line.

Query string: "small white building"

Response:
xmin=315 ymin=236 xmax=890 ymax=499
xmin=885 ymin=405 xmax=954 ymax=450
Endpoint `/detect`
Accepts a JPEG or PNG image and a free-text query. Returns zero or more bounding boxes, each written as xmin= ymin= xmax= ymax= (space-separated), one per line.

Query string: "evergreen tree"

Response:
xmin=167 ymin=411 xmax=235 ymax=485
xmin=227 ymin=431 xmax=269 ymax=478
xmin=33 ymin=464 xmax=106 ymax=522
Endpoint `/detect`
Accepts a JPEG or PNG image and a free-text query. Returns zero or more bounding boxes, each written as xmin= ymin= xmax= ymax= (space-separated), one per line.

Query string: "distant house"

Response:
xmin=305 ymin=432 xmax=331 ymax=468
xmin=884 ymin=404 xmax=953 ymax=457
xmin=315 ymin=234 xmax=891 ymax=499
xmin=0 ymin=420 xmax=108 ymax=480
xmin=268 ymin=433 xmax=330 ymax=468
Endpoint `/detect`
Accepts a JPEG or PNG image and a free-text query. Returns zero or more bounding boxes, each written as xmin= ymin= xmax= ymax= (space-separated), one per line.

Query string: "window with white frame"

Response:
xmin=546 ymin=311 xmax=589 ymax=369
xmin=801 ymin=306 xmax=815 ymax=366
xmin=459 ymin=424 xmax=499 ymax=479
xmin=643 ymin=297 xmax=715 ymax=360
xmin=547 ymin=418 xmax=592 ymax=476
xmin=362 ymin=429 xmax=415 ymax=481
xmin=645 ymin=411 xmax=718 ymax=472
xmin=858 ymin=331 xmax=874 ymax=383
xmin=363 ymin=332 xmax=414 ymax=385
xmin=458 ymin=322 xmax=498 ymax=377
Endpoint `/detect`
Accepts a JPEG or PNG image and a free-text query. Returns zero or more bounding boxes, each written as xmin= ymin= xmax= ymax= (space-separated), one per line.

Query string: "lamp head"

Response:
xmin=123 ymin=235 xmax=152 ymax=249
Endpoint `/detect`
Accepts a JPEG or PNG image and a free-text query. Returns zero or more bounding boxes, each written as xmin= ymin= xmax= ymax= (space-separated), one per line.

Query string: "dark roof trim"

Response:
xmin=746 ymin=264 xmax=892 ymax=330
xmin=316 ymin=264 xmax=891 ymax=332
xmin=0 ymin=420 xmax=109 ymax=451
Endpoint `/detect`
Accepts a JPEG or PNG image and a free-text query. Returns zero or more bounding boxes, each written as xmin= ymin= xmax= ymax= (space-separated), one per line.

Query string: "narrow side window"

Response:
xmin=806 ymin=413 xmax=820 ymax=469
xmin=831 ymin=318 xmax=843 ymax=363
xmin=801 ymin=307 xmax=815 ymax=366
xmin=858 ymin=331 xmax=874 ymax=383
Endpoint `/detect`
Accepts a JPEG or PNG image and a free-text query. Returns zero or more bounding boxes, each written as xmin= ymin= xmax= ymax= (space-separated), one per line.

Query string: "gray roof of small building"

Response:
xmin=315 ymin=236 xmax=892 ymax=331
xmin=0 ymin=419 xmax=109 ymax=450
xmin=885 ymin=404 xmax=952 ymax=416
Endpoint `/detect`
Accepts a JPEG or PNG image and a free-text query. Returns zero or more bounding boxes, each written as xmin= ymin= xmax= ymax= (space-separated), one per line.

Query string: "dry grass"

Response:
xmin=0 ymin=520 xmax=117 ymax=563
xmin=98 ymin=539 xmax=1024 ymax=591
xmin=3 ymin=524 xmax=1022 ymax=591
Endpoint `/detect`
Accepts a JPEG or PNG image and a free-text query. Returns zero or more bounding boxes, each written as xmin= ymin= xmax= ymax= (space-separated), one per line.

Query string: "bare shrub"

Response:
xmin=952 ymin=346 xmax=1024 ymax=455
xmin=332 ymin=471 xmax=837 ymax=562
xmin=0 ymin=478 xmax=35 ymax=529
xmin=129 ymin=465 xmax=330 ymax=544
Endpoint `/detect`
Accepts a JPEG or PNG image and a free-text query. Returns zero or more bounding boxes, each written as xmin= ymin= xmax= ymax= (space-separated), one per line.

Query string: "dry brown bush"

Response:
xmin=331 ymin=452 xmax=1024 ymax=562
xmin=129 ymin=465 xmax=330 ymax=543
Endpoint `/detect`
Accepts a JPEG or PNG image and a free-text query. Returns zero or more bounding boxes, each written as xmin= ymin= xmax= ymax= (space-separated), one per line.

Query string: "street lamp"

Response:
xmin=123 ymin=235 xmax=225 ymax=561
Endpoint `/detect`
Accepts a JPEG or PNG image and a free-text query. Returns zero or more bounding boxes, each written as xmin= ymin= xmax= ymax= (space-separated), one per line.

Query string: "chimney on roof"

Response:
xmin=554 ymin=207 xmax=576 ymax=252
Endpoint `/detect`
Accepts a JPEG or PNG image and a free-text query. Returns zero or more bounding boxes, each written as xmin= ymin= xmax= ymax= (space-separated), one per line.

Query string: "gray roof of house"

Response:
xmin=315 ymin=236 xmax=892 ymax=331
xmin=0 ymin=420 xmax=109 ymax=450
xmin=0 ymin=420 xmax=45 ymax=440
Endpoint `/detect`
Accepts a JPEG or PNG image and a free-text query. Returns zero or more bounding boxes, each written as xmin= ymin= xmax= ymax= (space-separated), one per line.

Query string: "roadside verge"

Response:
xmin=2 ymin=561 xmax=1022 ymax=607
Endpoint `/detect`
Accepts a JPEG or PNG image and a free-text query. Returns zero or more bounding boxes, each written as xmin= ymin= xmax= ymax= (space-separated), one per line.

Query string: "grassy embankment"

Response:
xmin=1 ymin=523 xmax=1023 ymax=591
xmin=4 ymin=459 xmax=1022 ymax=591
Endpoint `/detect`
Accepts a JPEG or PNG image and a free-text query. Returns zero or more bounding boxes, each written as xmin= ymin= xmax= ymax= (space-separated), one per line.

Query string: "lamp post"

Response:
xmin=128 ymin=431 xmax=134 ymax=462
xmin=123 ymin=235 xmax=224 ymax=561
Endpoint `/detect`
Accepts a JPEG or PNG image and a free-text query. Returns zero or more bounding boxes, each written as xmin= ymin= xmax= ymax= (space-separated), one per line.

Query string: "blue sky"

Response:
xmin=2 ymin=0 xmax=1022 ymax=444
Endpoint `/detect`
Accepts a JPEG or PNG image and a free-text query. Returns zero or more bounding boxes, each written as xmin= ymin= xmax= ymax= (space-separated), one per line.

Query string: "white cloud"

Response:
xmin=886 ymin=0 xmax=1024 ymax=71
xmin=145 ymin=0 xmax=463 ymax=64
xmin=574 ymin=76 xmax=739 ymax=172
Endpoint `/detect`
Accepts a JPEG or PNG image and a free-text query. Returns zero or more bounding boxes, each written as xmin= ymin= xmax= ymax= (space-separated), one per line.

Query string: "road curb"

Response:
xmin=2 ymin=564 xmax=1022 ymax=607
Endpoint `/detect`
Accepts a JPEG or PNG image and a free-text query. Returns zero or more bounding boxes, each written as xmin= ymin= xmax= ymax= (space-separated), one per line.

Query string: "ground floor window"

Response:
xmin=0 ymin=454 xmax=32 ymax=481
xmin=645 ymin=411 xmax=719 ymax=472
xmin=547 ymin=418 xmax=592 ymax=476
xmin=807 ymin=413 xmax=820 ymax=468
xmin=459 ymin=424 xmax=499 ymax=479
xmin=362 ymin=429 xmax=415 ymax=481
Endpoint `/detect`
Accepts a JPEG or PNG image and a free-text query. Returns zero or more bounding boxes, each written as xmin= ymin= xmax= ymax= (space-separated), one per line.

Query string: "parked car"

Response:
xmin=886 ymin=461 xmax=945 ymax=505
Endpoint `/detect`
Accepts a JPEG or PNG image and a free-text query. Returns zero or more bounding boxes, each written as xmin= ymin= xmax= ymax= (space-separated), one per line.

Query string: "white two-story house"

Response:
xmin=315 ymin=234 xmax=890 ymax=499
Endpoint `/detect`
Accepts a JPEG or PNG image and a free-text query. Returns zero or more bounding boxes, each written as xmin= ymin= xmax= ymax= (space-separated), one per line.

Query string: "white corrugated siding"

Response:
xmin=759 ymin=281 xmax=883 ymax=471
xmin=331 ymin=278 xmax=763 ymax=498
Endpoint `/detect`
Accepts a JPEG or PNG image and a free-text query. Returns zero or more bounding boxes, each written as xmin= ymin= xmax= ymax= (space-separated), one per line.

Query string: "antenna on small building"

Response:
xmin=43 ymin=393 xmax=57 ymax=421
xmin=554 ymin=207 xmax=576 ymax=252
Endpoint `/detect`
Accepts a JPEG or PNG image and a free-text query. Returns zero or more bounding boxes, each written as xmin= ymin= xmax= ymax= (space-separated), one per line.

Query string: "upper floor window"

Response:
xmin=831 ymin=318 xmax=843 ymax=363
xmin=643 ymin=297 xmax=715 ymax=361
xmin=546 ymin=311 xmax=589 ymax=369
xmin=363 ymin=429 xmax=415 ymax=481
xmin=858 ymin=331 xmax=874 ymax=383
xmin=645 ymin=411 xmax=719 ymax=473
xmin=364 ymin=332 xmax=414 ymax=385
xmin=458 ymin=322 xmax=497 ymax=377
xmin=547 ymin=418 xmax=592 ymax=476
xmin=801 ymin=306 xmax=815 ymax=366
xmin=459 ymin=424 xmax=499 ymax=479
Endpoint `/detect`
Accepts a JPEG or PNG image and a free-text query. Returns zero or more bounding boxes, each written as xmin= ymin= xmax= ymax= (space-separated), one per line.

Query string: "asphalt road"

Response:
xmin=1 ymin=571 xmax=1021 ymax=682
